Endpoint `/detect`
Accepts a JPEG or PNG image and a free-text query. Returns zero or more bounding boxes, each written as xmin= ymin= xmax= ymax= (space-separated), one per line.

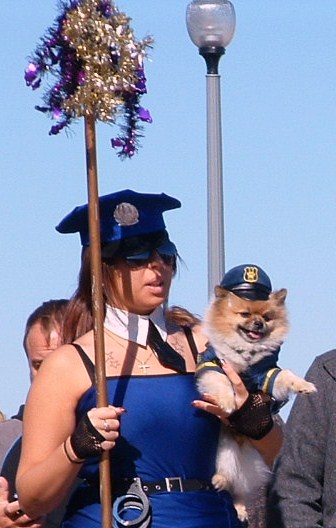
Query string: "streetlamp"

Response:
xmin=186 ymin=0 xmax=236 ymax=296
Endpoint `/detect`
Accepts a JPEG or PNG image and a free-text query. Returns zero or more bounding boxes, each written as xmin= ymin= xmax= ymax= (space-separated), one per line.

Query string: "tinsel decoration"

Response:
xmin=24 ymin=0 xmax=153 ymax=158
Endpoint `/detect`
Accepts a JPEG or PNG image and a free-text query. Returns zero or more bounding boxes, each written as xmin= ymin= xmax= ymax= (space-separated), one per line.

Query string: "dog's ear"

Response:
xmin=214 ymin=286 xmax=231 ymax=298
xmin=269 ymin=288 xmax=287 ymax=305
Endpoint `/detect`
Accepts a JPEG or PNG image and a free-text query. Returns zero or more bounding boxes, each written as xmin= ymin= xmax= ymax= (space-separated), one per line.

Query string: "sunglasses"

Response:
xmin=125 ymin=249 xmax=177 ymax=269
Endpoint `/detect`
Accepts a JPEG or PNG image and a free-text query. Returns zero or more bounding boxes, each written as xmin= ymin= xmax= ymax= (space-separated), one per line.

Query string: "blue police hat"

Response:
xmin=220 ymin=264 xmax=272 ymax=301
xmin=56 ymin=189 xmax=181 ymax=247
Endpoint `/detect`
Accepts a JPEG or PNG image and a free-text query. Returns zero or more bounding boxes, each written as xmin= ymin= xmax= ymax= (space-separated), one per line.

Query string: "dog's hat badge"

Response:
xmin=243 ymin=266 xmax=259 ymax=283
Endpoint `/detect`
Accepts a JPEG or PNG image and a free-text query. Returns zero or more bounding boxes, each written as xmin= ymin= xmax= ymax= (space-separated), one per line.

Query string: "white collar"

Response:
xmin=104 ymin=305 xmax=167 ymax=346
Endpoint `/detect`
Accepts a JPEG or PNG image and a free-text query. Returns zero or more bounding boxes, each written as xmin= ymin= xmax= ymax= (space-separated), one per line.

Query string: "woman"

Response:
xmin=16 ymin=189 xmax=282 ymax=528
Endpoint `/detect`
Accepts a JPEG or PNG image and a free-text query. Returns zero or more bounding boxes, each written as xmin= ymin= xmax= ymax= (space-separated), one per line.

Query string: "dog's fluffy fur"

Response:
xmin=197 ymin=286 xmax=316 ymax=521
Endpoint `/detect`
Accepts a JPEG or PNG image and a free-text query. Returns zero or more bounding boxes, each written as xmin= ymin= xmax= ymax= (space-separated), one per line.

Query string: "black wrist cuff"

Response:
xmin=70 ymin=413 xmax=106 ymax=459
xmin=228 ymin=391 xmax=274 ymax=440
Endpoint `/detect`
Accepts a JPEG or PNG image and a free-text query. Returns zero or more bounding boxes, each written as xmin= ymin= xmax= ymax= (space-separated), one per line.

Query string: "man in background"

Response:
xmin=0 ymin=299 xmax=68 ymax=528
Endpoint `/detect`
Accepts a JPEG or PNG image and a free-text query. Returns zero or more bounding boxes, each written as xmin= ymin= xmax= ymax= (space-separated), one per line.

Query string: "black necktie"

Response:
xmin=147 ymin=320 xmax=186 ymax=373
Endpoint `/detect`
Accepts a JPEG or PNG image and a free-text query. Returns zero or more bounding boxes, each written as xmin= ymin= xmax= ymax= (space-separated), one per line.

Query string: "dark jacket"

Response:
xmin=267 ymin=349 xmax=336 ymax=527
xmin=0 ymin=406 xmax=24 ymax=471
xmin=1 ymin=405 xmax=80 ymax=528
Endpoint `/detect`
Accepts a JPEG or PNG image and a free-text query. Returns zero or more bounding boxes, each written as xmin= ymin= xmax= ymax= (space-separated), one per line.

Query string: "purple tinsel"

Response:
xmin=25 ymin=0 xmax=152 ymax=159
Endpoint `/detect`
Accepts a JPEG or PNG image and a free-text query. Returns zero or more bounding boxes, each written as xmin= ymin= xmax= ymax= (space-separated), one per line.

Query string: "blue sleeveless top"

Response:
xmin=62 ymin=351 xmax=243 ymax=528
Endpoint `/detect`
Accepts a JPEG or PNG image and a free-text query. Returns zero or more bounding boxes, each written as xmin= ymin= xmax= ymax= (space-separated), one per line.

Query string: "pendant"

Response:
xmin=138 ymin=361 xmax=151 ymax=373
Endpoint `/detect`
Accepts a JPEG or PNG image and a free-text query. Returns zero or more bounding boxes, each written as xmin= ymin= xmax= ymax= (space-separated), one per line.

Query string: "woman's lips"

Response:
xmin=146 ymin=278 xmax=164 ymax=292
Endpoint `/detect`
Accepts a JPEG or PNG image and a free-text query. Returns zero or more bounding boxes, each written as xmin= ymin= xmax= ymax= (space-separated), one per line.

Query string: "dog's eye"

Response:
xmin=240 ymin=311 xmax=251 ymax=318
xmin=263 ymin=312 xmax=273 ymax=322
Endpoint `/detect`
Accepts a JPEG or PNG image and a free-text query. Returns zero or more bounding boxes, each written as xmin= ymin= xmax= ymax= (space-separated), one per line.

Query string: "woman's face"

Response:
xmin=106 ymin=252 xmax=174 ymax=315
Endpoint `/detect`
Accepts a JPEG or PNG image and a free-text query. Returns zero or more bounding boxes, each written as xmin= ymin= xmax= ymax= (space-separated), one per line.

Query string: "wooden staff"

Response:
xmin=84 ymin=112 xmax=112 ymax=528
xmin=24 ymin=7 xmax=152 ymax=527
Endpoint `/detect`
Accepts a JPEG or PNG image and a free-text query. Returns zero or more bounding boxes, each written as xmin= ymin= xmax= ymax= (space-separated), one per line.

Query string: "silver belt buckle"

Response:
xmin=165 ymin=477 xmax=183 ymax=492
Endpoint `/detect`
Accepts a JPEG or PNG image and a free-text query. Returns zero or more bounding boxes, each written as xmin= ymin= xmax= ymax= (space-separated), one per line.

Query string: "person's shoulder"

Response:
xmin=0 ymin=418 xmax=22 ymax=434
xmin=0 ymin=419 xmax=22 ymax=468
xmin=304 ymin=349 xmax=336 ymax=386
xmin=29 ymin=340 xmax=94 ymax=398
xmin=37 ymin=340 xmax=93 ymax=379
xmin=314 ymin=349 xmax=336 ymax=374
xmin=41 ymin=343 xmax=80 ymax=364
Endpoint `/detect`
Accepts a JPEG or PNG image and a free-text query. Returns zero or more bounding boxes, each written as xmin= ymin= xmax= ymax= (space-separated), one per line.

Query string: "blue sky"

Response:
xmin=2 ymin=1 xmax=336 ymax=420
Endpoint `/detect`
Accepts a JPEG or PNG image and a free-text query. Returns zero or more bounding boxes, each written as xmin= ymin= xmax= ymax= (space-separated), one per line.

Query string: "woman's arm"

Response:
xmin=16 ymin=346 xmax=122 ymax=519
xmin=16 ymin=347 xmax=83 ymax=517
xmin=249 ymin=416 xmax=283 ymax=466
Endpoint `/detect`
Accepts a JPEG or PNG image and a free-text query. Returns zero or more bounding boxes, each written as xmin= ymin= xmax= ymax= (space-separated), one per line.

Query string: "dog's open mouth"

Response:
xmin=239 ymin=327 xmax=266 ymax=342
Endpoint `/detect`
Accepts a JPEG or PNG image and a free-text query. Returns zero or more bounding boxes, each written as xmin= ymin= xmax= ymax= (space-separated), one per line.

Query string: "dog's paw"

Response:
xmin=217 ymin=394 xmax=236 ymax=414
xmin=197 ymin=370 xmax=236 ymax=412
xmin=234 ymin=502 xmax=248 ymax=523
xmin=273 ymin=370 xmax=317 ymax=399
xmin=282 ymin=376 xmax=317 ymax=395
xmin=295 ymin=380 xmax=317 ymax=394
xmin=211 ymin=473 xmax=230 ymax=491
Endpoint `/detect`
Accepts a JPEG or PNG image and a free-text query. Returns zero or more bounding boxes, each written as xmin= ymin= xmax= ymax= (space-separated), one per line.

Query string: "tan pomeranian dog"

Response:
xmin=196 ymin=265 xmax=316 ymax=522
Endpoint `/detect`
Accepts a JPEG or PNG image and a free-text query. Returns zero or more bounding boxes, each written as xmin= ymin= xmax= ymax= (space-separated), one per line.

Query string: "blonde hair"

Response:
xmin=165 ymin=305 xmax=201 ymax=327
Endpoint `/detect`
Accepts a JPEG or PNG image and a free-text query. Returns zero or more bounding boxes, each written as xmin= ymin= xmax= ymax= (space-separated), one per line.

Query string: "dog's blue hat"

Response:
xmin=220 ymin=264 xmax=272 ymax=301
xmin=56 ymin=189 xmax=181 ymax=247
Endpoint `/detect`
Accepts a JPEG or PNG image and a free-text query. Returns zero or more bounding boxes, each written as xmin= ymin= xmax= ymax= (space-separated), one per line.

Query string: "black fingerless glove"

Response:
xmin=228 ymin=391 xmax=273 ymax=440
xmin=70 ymin=413 xmax=106 ymax=459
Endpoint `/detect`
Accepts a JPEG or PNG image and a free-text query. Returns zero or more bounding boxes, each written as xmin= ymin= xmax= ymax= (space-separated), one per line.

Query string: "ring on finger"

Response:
xmin=6 ymin=508 xmax=24 ymax=520
xmin=103 ymin=419 xmax=112 ymax=433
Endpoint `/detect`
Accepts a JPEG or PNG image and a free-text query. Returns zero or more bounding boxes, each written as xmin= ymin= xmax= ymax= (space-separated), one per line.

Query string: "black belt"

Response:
xmin=115 ymin=477 xmax=213 ymax=496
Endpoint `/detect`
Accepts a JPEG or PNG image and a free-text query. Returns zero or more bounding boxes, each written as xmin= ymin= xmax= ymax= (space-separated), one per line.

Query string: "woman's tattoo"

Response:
xmin=168 ymin=335 xmax=185 ymax=357
xmin=105 ymin=350 xmax=121 ymax=369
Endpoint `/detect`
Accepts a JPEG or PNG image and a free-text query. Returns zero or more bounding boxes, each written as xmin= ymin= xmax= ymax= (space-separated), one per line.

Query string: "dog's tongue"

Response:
xmin=247 ymin=331 xmax=263 ymax=340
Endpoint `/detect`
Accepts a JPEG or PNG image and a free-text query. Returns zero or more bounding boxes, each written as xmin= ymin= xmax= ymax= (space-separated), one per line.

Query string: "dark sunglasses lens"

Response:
xmin=125 ymin=258 xmax=149 ymax=268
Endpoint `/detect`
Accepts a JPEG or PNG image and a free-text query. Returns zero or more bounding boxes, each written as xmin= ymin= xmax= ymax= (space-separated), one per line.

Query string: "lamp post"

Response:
xmin=186 ymin=0 xmax=236 ymax=296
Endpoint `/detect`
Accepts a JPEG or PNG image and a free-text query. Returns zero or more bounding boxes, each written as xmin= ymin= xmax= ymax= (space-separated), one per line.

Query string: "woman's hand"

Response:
xmin=66 ymin=406 xmax=127 ymax=462
xmin=193 ymin=360 xmax=274 ymax=439
xmin=0 ymin=477 xmax=44 ymax=528
xmin=192 ymin=360 xmax=249 ymax=422
xmin=87 ymin=405 xmax=127 ymax=451
xmin=192 ymin=360 xmax=283 ymax=464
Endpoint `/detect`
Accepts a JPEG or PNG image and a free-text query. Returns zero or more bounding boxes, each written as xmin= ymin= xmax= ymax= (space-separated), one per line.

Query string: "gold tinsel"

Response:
xmin=62 ymin=0 xmax=153 ymax=121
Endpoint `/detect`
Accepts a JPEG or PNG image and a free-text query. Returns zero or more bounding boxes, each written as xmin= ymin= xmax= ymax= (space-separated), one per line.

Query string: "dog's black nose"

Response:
xmin=253 ymin=320 xmax=264 ymax=330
